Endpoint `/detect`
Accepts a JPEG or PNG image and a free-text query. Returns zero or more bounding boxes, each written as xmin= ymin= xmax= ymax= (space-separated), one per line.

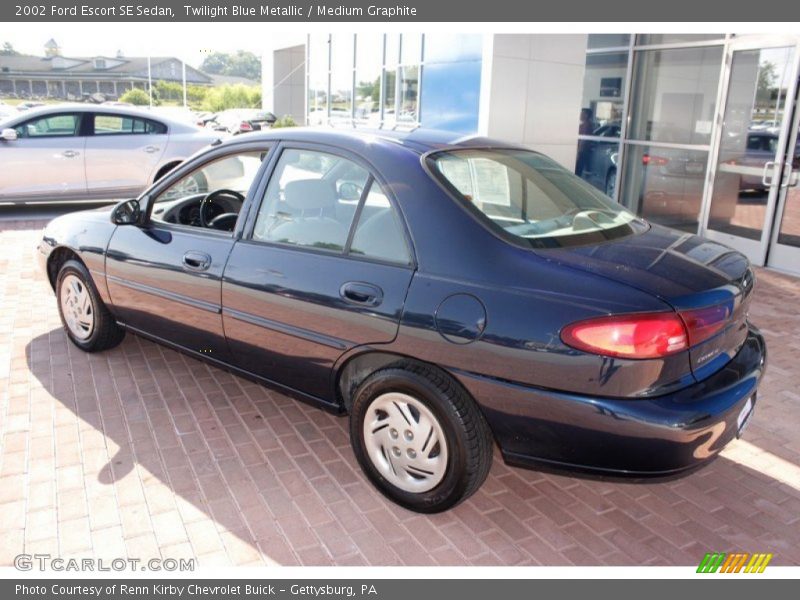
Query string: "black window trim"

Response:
xmin=242 ymin=140 xmax=417 ymax=269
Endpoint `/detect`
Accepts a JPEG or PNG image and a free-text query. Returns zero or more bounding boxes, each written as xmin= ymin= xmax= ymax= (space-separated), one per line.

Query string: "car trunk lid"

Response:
xmin=541 ymin=224 xmax=755 ymax=380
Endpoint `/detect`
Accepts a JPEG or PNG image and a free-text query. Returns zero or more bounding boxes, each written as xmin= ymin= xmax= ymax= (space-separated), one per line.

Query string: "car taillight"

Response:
xmin=561 ymin=312 xmax=688 ymax=359
xmin=240 ymin=121 xmax=253 ymax=131
xmin=679 ymin=303 xmax=732 ymax=346
xmin=642 ymin=154 xmax=669 ymax=166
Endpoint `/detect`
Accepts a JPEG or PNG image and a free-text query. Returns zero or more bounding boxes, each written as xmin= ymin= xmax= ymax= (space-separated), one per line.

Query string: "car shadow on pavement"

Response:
xmin=22 ymin=325 xmax=800 ymax=567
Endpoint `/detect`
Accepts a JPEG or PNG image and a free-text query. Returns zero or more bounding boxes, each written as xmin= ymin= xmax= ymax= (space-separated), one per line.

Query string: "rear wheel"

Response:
xmin=56 ymin=260 xmax=125 ymax=352
xmin=349 ymin=362 xmax=493 ymax=513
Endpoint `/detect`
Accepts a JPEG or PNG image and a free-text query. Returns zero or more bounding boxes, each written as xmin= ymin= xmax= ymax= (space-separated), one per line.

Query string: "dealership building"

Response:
xmin=263 ymin=33 xmax=800 ymax=276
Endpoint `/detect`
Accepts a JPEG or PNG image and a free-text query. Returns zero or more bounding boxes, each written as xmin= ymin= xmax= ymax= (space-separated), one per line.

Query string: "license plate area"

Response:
xmin=737 ymin=395 xmax=755 ymax=438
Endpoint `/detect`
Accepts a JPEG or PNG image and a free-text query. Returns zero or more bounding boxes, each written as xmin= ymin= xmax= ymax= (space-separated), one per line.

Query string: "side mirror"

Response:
xmin=111 ymin=198 xmax=141 ymax=225
xmin=1 ymin=128 xmax=18 ymax=141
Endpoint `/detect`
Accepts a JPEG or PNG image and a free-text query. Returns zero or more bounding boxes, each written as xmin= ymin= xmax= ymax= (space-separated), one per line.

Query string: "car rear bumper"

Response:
xmin=453 ymin=325 xmax=767 ymax=475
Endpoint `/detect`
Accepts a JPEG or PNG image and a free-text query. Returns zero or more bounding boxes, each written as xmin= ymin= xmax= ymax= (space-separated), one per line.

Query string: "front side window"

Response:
xmin=150 ymin=150 xmax=267 ymax=230
xmin=15 ymin=113 xmax=80 ymax=138
xmin=430 ymin=149 xmax=644 ymax=248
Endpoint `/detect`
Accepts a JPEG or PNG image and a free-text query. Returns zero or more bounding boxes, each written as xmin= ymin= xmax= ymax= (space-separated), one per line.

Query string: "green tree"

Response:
xmin=1 ymin=42 xmax=19 ymax=56
xmin=201 ymin=84 xmax=261 ymax=112
xmin=201 ymin=50 xmax=261 ymax=81
xmin=271 ymin=115 xmax=297 ymax=129
xmin=756 ymin=61 xmax=778 ymax=106
xmin=119 ymin=88 xmax=151 ymax=106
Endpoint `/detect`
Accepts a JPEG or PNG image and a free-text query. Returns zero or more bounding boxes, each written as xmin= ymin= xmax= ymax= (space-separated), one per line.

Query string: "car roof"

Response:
xmin=216 ymin=126 xmax=525 ymax=155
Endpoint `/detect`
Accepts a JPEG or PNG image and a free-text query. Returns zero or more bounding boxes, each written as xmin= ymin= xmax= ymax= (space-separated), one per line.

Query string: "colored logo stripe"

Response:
xmin=697 ymin=552 xmax=772 ymax=573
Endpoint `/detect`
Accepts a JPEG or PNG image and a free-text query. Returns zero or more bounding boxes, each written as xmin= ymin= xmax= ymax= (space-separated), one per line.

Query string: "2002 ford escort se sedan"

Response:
xmin=37 ymin=128 xmax=766 ymax=512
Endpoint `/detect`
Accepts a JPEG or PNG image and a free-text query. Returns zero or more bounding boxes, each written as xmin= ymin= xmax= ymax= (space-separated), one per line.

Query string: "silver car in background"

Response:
xmin=0 ymin=105 xmax=222 ymax=204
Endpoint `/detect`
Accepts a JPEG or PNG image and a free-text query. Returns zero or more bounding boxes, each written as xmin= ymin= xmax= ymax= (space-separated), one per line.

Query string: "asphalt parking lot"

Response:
xmin=1 ymin=209 xmax=799 ymax=567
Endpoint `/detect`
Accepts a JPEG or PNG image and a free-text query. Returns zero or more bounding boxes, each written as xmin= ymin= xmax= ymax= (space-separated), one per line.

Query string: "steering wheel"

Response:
xmin=199 ymin=189 xmax=245 ymax=228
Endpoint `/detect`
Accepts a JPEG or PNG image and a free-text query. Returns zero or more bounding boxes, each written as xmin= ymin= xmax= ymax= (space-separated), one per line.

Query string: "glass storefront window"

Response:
xmin=636 ymin=34 xmax=725 ymax=46
xmin=620 ymin=145 xmax=709 ymax=232
xmin=424 ymin=34 xmax=483 ymax=63
xmin=307 ymin=34 xmax=330 ymax=125
xmin=575 ymin=140 xmax=621 ymax=197
xmin=401 ymin=33 xmax=423 ymax=65
xmin=383 ymin=69 xmax=397 ymax=121
xmin=628 ymin=46 xmax=723 ymax=146
xmin=385 ymin=33 xmax=400 ymax=67
xmin=398 ymin=66 xmax=419 ymax=123
xmin=355 ymin=34 xmax=383 ymax=125
xmin=707 ymin=46 xmax=796 ymax=240
xmin=587 ymin=34 xmax=630 ymax=49
xmin=330 ymin=34 xmax=354 ymax=121
xmin=578 ymin=52 xmax=628 ymax=135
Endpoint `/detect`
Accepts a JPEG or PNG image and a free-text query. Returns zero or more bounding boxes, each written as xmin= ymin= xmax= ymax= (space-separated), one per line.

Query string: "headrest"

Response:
xmin=284 ymin=179 xmax=337 ymax=211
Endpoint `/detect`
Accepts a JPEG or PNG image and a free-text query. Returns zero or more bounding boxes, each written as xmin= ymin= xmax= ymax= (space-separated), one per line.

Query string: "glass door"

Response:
xmin=766 ymin=92 xmax=800 ymax=273
xmin=703 ymin=37 xmax=800 ymax=265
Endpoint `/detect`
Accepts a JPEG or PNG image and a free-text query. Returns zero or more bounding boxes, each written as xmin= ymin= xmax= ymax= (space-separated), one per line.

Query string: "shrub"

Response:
xmin=201 ymin=84 xmax=262 ymax=112
xmin=271 ymin=115 xmax=297 ymax=129
xmin=119 ymin=88 xmax=150 ymax=106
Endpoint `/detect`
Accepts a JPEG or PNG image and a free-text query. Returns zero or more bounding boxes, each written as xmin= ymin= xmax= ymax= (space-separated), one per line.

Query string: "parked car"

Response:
xmin=16 ymin=101 xmax=45 ymax=112
xmin=0 ymin=105 xmax=221 ymax=203
xmin=209 ymin=108 xmax=277 ymax=135
xmin=576 ymin=121 xmax=621 ymax=196
xmin=0 ymin=100 xmax=14 ymax=120
xmin=718 ymin=130 xmax=800 ymax=193
xmin=37 ymin=128 xmax=766 ymax=512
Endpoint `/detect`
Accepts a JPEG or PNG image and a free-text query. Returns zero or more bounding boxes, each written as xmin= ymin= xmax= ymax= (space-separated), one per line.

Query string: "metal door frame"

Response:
xmin=700 ymin=34 xmax=800 ymax=266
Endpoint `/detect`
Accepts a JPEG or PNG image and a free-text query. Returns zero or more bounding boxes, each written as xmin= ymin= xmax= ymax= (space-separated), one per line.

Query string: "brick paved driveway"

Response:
xmin=1 ymin=217 xmax=799 ymax=567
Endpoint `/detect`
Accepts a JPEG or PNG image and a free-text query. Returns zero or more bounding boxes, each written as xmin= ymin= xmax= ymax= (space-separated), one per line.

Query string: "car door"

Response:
xmin=0 ymin=111 xmax=87 ymax=200
xmin=104 ymin=142 xmax=272 ymax=361
xmin=222 ymin=144 xmax=415 ymax=404
xmin=84 ymin=112 xmax=168 ymax=198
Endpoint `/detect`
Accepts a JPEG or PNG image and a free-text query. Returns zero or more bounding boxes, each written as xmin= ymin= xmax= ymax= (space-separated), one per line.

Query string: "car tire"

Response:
xmin=56 ymin=259 xmax=125 ymax=352
xmin=349 ymin=362 xmax=493 ymax=513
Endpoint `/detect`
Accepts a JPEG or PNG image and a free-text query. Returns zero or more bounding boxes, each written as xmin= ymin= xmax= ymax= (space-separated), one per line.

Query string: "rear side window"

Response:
xmin=429 ymin=149 xmax=645 ymax=249
xmin=350 ymin=181 xmax=410 ymax=265
xmin=93 ymin=114 xmax=167 ymax=135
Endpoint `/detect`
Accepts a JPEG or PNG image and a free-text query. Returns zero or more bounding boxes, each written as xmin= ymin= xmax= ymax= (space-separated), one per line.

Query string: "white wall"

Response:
xmin=481 ymin=34 xmax=588 ymax=170
xmin=262 ymin=33 xmax=307 ymax=120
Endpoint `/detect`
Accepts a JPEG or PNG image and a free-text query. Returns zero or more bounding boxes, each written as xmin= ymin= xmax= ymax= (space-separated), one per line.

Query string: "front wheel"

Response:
xmin=349 ymin=363 xmax=493 ymax=513
xmin=56 ymin=260 xmax=125 ymax=352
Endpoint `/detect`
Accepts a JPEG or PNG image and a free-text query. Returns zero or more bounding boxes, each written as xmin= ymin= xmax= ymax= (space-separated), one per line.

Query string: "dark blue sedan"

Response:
xmin=38 ymin=128 xmax=766 ymax=512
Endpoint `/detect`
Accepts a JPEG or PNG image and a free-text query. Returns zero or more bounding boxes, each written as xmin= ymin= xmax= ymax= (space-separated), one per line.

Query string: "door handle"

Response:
xmin=62 ymin=150 xmax=79 ymax=158
xmin=144 ymin=145 xmax=160 ymax=153
xmin=340 ymin=281 xmax=383 ymax=307
xmin=182 ymin=251 xmax=211 ymax=272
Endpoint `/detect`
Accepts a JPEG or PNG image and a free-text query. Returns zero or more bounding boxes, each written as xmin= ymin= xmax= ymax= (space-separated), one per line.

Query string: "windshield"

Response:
xmin=429 ymin=148 xmax=645 ymax=249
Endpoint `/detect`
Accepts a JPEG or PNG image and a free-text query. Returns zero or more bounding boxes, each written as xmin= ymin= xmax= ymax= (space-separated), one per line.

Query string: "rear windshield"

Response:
xmin=428 ymin=148 xmax=646 ymax=248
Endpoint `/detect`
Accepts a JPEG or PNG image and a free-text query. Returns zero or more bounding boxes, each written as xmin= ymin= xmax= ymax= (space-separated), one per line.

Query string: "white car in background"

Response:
xmin=0 ymin=104 xmax=222 ymax=204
